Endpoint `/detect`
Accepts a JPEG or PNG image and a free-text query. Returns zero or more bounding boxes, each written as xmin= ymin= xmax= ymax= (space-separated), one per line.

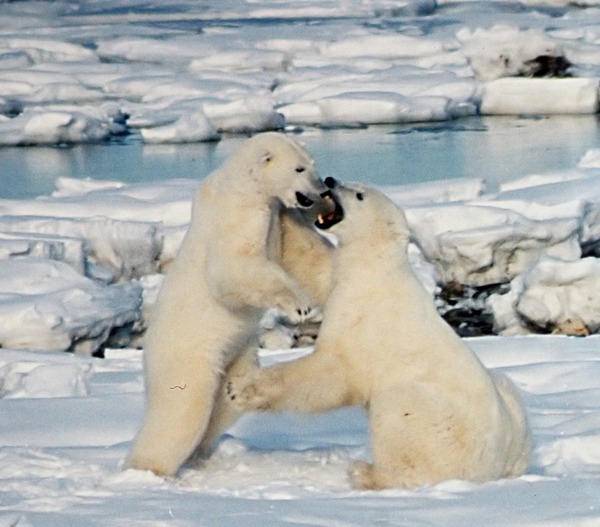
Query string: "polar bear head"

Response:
xmin=232 ymin=132 xmax=338 ymax=214
xmin=313 ymin=178 xmax=410 ymax=249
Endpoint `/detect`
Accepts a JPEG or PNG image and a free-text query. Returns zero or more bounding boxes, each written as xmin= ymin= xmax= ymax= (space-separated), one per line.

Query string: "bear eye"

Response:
xmin=295 ymin=166 xmax=305 ymax=173
xmin=356 ymin=192 xmax=364 ymax=201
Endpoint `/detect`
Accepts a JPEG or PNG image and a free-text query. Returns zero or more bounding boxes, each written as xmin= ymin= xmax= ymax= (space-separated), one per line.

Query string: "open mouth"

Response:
xmin=315 ymin=190 xmax=344 ymax=230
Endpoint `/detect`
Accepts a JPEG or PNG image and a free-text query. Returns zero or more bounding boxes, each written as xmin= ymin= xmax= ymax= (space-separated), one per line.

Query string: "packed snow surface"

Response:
xmin=2 ymin=337 xmax=600 ymax=526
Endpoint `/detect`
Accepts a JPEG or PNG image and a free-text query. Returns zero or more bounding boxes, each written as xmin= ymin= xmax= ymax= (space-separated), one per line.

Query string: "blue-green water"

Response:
xmin=2 ymin=115 xmax=600 ymax=199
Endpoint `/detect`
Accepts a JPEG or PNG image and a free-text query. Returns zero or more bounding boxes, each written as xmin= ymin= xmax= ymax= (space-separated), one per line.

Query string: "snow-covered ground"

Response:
xmin=2 ymin=337 xmax=600 ymax=526
xmin=3 ymin=0 xmax=600 ymax=525
xmin=2 ymin=161 xmax=600 ymax=525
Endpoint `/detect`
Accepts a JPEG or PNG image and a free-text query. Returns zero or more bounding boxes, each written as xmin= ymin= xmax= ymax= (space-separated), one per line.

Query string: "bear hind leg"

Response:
xmin=192 ymin=345 xmax=260 ymax=460
xmin=361 ymin=386 xmax=471 ymax=489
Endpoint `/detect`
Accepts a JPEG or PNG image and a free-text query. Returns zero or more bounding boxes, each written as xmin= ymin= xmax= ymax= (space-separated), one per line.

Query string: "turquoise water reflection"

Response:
xmin=2 ymin=115 xmax=600 ymax=199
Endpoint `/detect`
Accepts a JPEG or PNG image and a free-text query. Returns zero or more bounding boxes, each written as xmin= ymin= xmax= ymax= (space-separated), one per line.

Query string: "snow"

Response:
xmin=3 ymin=338 xmax=600 ymax=525
xmin=4 ymin=166 xmax=600 ymax=525
xmin=3 ymin=0 xmax=600 ymax=144
xmin=481 ymin=78 xmax=600 ymax=115
xmin=489 ymin=256 xmax=600 ymax=335
xmin=2 ymin=0 xmax=600 ymax=524
xmin=458 ymin=26 xmax=567 ymax=81
xmin=0 ymin=259 xmax=142 ymax=354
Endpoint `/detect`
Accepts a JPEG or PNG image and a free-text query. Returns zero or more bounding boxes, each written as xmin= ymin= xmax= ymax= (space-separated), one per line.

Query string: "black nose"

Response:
xmin=324 ymin=177 xmax=337 ymax=189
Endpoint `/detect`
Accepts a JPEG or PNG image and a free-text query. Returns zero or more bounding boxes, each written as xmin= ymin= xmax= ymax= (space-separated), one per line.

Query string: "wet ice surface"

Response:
xmin=3 ymin=1 xmax=600 ymax=525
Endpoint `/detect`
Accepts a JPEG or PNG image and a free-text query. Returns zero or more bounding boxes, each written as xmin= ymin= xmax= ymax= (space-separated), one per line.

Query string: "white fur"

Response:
xmin=126 ymin=132 xmax=333 ymax=476
xmin=226 ymin=183 xmax=531 ymax=490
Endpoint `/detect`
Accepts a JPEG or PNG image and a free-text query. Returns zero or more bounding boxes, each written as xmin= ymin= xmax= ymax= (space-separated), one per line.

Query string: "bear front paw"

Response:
xmin=278 ymin=301 xmax=321 ymax=326
xmin=225 ymin=375 xmax=269 ymax=411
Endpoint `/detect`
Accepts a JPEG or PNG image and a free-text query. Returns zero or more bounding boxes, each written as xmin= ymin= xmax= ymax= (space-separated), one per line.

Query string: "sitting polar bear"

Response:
xmin=226 ymin=180 xmax=531 ymax=490
xmin=126 ymin=132 xmax=339 ymax=476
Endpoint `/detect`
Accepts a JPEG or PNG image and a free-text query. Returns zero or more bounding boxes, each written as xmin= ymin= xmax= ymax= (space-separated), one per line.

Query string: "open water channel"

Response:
xmin=2 ymin=114 xmax=600 ymax=199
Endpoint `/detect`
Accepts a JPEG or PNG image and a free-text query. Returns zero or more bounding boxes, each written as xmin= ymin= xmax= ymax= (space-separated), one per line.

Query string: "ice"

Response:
xmin=406 ymin=203 xmax=582 ymax=286
xmin=578 ymin=148 xmax=600 ymax=168
xmin=0 ymin=37 xmax=97 ymax=64
xmin=0 ymin=231 xmax=86 ymax=274
xmin=139 ymin=108 xmax=220 ymax=144
xmin=0 ymin=110 xmax=117 ymax=146
xmin=204 ymin=96 xmax=286 ymax=134
xmin=280 ymin=91 xmax=455 ymax=127
xmin=458 ymin=26 xmax=567 ymax=81
xmin=488 ymin=256 xmax=600 ymax=336
xmin=0 ymin=259 xmax=141 ymax=354
xmin=0 ymin=216 xmax=164 ymax=281
xmin=1 ymin=0 xmax=600 ymax=144
xmin=0 ymin=360 xmax=92 ymax=399
xmin=319 ymin=33 xmax=446 ymax=60
xmin=481 ymin=78 xmax=600 ymax=115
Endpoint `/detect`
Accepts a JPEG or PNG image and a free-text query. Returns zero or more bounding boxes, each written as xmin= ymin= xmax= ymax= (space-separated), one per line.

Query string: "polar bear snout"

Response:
xmin=302 ymin=189 xmax=344 ymax=230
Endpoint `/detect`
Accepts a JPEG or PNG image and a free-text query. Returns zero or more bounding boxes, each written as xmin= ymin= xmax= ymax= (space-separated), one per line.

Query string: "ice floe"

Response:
xmin=0 ymin=259 xmax=141 ymax=354
xmin=2 ymin=0 xmax=600 ymax=144
xmin=3 ymin=145 xmax=600 ymax=352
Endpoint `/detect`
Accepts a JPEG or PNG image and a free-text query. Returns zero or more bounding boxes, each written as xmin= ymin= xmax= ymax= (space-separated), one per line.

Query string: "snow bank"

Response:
xmin=0 ymin=177 xmax=199 ymax=352
xmin=394 ymin=152 xmax=600 ymax=334
xmin=407 ymin=203 xmax=581 ymax=286
xmin=481 ymin=78 xmax=600 ymax=115
xmin=0 ymin=259 xmax=141 ymax=355
xmin=489 ymin=256 xmax=600 ymax=335
xmin=0 ymin=216 xmax=163 ymax=281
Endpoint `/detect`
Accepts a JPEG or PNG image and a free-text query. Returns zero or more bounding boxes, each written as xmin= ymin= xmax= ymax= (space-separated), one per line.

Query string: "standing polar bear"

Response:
xmin=126 ymin=132 xmax=339 ymax=477
xmin=226 ymin=180 xmax=531 ymax=490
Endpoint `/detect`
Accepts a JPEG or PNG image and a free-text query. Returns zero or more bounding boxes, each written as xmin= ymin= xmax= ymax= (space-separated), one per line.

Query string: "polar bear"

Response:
xmin=126 ymin=132 xmax=339 ymax=477
xmin=225 ymin=180 xmax=531 ymax=490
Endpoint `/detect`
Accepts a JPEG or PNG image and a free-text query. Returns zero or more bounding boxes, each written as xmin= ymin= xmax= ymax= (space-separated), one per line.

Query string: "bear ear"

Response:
xmin=261 ymin=151 xmax=273 ymax=164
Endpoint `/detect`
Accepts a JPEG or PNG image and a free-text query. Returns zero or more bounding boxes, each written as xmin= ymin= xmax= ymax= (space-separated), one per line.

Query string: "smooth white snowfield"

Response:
xmin=1 ymin=336 xmax=600 ymax=526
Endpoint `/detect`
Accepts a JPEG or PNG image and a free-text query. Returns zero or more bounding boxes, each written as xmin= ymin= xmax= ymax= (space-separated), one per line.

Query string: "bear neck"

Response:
xmin=334 ymin=235 xmax=411 ymax=276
